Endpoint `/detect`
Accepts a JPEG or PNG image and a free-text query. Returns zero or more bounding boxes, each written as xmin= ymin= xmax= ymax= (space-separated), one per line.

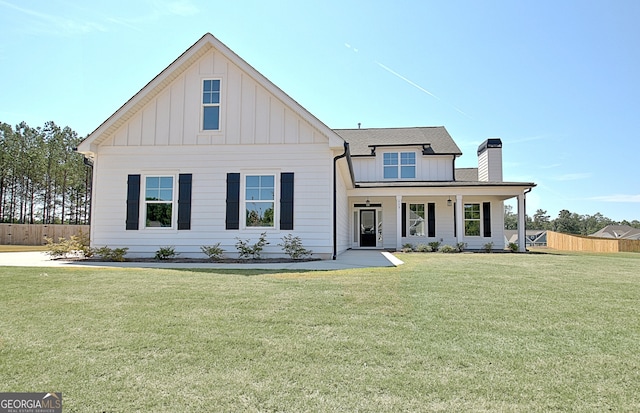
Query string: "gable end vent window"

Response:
xmin=202 ymin=79 xmax=221 ymax=130
xmin=383 ymin=152 xmax=415 ymax=179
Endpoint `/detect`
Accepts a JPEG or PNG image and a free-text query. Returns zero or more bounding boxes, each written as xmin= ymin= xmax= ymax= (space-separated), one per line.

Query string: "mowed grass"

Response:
xmin=1 ymin=252 xmax=639 ymax=412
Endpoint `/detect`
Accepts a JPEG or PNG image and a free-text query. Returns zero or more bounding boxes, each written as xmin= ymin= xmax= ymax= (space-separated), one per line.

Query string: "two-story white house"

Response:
xmin=76 ymin=33 xmax=535 ymax=259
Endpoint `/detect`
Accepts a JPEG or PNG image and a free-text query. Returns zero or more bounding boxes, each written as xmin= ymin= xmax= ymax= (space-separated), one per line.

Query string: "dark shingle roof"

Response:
xmin=455 ymin=168 xmax=478 ymax=181
xmin=333 ymin=126 xmax=462 ymax=156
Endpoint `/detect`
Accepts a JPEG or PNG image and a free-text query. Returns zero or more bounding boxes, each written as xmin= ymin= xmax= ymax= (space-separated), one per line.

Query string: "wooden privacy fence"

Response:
xmin=547 ymin=230 xmax=640 ymax=253
xmin=0 ymin=224 xmax=90 ymax=245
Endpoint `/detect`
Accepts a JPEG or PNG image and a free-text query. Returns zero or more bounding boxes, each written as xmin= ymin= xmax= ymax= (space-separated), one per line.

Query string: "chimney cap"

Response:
xmin=477 ymin=138 xmax=502 ymax=155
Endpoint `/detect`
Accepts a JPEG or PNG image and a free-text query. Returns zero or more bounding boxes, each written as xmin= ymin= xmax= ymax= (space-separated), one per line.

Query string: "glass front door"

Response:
xmin=360 ymin=209 xmax=377 ymax=247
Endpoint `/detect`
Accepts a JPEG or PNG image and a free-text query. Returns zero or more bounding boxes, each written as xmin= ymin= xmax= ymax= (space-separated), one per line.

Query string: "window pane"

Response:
xmin=465 ymin=220 xmax=480 ymax=236
xmin=260 ymin=188 xmax=274 ymax=200
xmin=464 ymin=204 xmax=480 ymax=219
xmin=246 ymin=175 xmax=260 ymax=187
xmin=159 ymin=190 xmax=173 ymax=202
xmin=246 ymin=202 xmax=274 ymax=227
xmin=401 ymin=165 xmax=415 ymax=178
xmin=384 ymin=166 xmax=398 ymax=179
xmin=146 ymin=203 xmax=172 ymax=227
xmin=401 ymin=152 xmax=415 ymax=165
xmin=383 ymin=152 xmax=398 ymax=166
xmin=203 ymin=106 xmax=219 ymax=130
xmin=246 ymin=175 xmax=274 ymax=201
xmin=160 ymin=177 xmax=173 ymax=188
xmin=246 ymin=188 xmax=260 ymax=201
xmin=146 ymin=176 xmax=159 ymax=187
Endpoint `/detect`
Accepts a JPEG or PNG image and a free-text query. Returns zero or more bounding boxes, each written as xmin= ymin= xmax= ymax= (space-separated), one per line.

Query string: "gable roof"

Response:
xmin=333 ymin=126 xmax=462 ymax=157
xmin=589 ymin=225 xmax=640 ymax=240
xmin=77 ymin=33 xmax=344 ymax=155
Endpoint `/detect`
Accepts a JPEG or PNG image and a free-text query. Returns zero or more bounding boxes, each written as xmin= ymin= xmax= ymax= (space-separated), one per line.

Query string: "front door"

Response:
xmin=360 ymin=209 xmax=377 ymax=247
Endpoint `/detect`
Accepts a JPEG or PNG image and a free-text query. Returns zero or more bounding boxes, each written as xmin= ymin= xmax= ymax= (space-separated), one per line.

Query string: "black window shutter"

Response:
xmin=177 ymin=174 xmax=192 ymax=230
xmin=126 ymin=174 xmax=140 ymax=230
xmin=428 ymin=203 xmax=436 ymax=237
xmin=483 ymin=202 xmax=492 ymax=237
xmin=280 ymin=173 xmax=294 ymax=230
xmin=453 ymin=202 xmax=457 ymax=237
xmin=226 ymin=173 xmax=240 ymax=230
xmin=401 ymin=203 xmax=407 ymax=237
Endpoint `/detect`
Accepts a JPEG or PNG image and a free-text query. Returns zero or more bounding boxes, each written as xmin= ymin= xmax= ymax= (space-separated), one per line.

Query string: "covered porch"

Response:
xmin=346 ymin=184 xmax=532 ymax=252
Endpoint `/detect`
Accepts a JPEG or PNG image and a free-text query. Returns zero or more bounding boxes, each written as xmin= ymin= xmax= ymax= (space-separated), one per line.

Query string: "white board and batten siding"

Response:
xmin=91 ymin=48 xmax=336 ymax=258
xmin=351 ymin=155 xmax=453 ymax=182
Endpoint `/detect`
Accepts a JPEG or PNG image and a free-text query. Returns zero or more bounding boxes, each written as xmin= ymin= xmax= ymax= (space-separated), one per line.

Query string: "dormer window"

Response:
xmin=383 ymin=152 xmax=416 ymax=179
xmin=202 ymin=79 xmax=221 ymax=130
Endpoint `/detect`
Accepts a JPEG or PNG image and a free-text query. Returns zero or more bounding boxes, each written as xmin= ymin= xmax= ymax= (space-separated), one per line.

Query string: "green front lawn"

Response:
xmin=1 ymin=252 xmax=639 ymax=412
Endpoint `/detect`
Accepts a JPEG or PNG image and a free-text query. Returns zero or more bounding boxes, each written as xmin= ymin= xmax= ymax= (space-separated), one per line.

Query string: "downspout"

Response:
xmin=333 ymin=141 xmax=350 ymax=260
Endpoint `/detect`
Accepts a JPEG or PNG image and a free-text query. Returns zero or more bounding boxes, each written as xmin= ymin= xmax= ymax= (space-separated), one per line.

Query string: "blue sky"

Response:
xmin=1 ymin=0 xmax=639 ymax=221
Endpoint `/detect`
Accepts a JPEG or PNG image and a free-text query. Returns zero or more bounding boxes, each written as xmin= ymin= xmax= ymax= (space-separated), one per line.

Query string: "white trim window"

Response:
xmin=245 ymin=175 xmax=275 ymax=227
xmin=409 ymin=203 xmax=425 ymax=236
xmin=464 ymin=203 xmax=481 ymax=236
xmin=383 ymin=152 xmax=416 ymax=179
xmin=144 ymin=175 xmax=175 ymax=228
xmin=202 ymin=79 xmax=221 ymax=131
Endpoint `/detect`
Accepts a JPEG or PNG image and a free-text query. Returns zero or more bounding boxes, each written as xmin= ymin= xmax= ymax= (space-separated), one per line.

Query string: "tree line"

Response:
xmin=505 ymin=206 xmax=640 ymax=235
xmin=0 ymin=121 xmax=91 ymax=224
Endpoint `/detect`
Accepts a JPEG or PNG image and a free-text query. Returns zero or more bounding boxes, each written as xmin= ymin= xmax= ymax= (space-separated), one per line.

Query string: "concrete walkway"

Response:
xmin=0 ymin=250 xmax=403 ymax=271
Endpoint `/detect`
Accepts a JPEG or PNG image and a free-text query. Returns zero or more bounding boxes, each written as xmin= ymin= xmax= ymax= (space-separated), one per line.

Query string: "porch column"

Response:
xmin=396 ymin=195 xmax=403 ymax=251
xmin=517 ymin=191 xmax=526 ymax=252
xmin=455 ymin=194 xmax=463 ymax=243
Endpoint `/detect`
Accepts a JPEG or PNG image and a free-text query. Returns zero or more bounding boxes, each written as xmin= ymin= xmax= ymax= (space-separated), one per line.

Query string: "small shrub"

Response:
xmin=428 ymin=241 xmax=441 ymax=252
xmin=508 ymin=242 xmax=519 ymax=252
xmin=401 ymin=243 xmax=414 ymax=253
xmin=278 ymin=234 xmax=312 ymax=259
xmin=155 ymin=246 xmax=178 ymax=260
xmin=415 ymin=244 xmax=432 ymax=253
xmin=455 ymin=242 xmax=467 ymax=252
xmin=201 ymin=243 xmax=225 ymax=260
xmin=94 ymin=246 xmax=129 ymax=262
xmin=236 ymin=232 xmax=269 ymax=259
xmin=44 ymin=233 xmax=91 ymax=259
xmin=483 ymin=242 xmax=494 ymax=253
xmin=439 ymin=244 xmax=457 ymax=253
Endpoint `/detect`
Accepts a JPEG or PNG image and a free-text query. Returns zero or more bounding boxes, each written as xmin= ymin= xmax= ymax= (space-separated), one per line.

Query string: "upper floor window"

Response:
xmin=383 ymin=152 xmax=416 ymax=179
xmin=245 ymin=175 xmax=275 ymax=227
xmin=145 ymin=176 xmax=174 ymax=228
xmin=202 ymin=79 xmax=220 ymax=130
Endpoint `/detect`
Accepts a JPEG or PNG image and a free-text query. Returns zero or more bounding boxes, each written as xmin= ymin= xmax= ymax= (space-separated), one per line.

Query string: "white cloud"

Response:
xmin=589 ymin=194 xmax=640 ymax=203
xmin=0 ymin=0 xmax=107 ymax=35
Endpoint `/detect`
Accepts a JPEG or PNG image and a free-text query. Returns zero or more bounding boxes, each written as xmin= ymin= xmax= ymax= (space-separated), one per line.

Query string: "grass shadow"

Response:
xmin=172 ymin=268 xmax=327 ymax=276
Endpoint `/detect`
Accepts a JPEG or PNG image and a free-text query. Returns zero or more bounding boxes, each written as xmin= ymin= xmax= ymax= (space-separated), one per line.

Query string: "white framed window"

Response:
xmin=144 ymin=175 xmax=175 ymax=228
xmin=383 ymin=152 xmax=416 ymax=179
xmin=244 ymin=175 xmax=275 ymax=228
xmin=409 ymin=204 xmax=425 ymax=236
xmin=202 ymin=79 xmax=221 ymax=131
xmin=464 ymin=203 xmax=481 ymax=236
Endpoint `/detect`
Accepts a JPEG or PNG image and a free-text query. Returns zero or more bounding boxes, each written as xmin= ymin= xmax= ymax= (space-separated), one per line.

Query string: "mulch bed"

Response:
xmin=77 ymin=257 xmax=321 ymax=264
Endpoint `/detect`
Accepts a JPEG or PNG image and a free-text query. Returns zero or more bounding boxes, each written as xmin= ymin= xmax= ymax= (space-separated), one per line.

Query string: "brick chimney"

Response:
xmin=477 ymin=138 xmax=502 ymax=182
